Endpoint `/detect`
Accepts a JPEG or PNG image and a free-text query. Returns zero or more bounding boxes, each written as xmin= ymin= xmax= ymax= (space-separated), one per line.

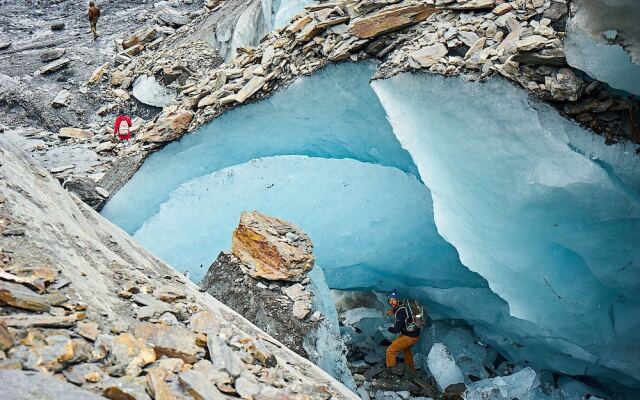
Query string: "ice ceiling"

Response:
xmin=102 ymin=62 xmax=640 ymax=391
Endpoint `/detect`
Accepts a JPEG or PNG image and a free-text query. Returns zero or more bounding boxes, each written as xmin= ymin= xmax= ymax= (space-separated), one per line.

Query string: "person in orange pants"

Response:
xmin=385 ymin=291 xmax=421 ymax=370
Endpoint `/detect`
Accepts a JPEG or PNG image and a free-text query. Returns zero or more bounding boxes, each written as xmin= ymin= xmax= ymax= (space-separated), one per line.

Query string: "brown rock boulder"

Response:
xmin=349 ymin=3 xmax=438 ymax=39
xmin=231 ymin=211 xmax=314 ymax=282
xmin=134 ymin=322 xmax=199 ymax=363
xmin=140 ymin=108 xmax=193 ymax=143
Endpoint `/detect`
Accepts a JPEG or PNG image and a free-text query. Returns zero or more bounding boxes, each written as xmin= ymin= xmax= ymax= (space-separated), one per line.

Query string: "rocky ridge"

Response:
xmin=0 ymin=137 xmax=358 ymax=400
xmin=121 ymin=0 xmax=638 ymax=145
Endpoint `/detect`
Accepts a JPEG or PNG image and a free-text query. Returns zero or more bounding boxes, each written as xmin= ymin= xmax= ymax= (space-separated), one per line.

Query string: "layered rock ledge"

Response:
xmin=2 ymin=0 xmax=638 ymax=212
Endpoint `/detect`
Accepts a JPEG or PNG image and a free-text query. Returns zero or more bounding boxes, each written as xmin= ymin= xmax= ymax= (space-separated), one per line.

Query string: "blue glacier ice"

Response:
xmin=273 ymin=0 xmax=311 ymax=28
xmin=102 ymin=63 xmax=417 ymax=234
xmin=565 ymin=16 xmax=640 ymax=96
xmin=372 ymin=73 xmax=640 ymax=389
xmin=218 ymin=0 xmax=313 ymax=59
xmin=103 ymin=62 xmax=640 ymax=394
xmin=304 ymin=266 xmax=357 ymax=391
xmin=131 ymin=155 xmax=476 ymax=288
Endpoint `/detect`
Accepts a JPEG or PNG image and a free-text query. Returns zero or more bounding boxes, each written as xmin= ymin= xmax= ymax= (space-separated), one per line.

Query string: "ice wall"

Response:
xmin=102 ymin=63 xmax=418 ymax=234
xmin=224 ymin=0 xmax=273 ymax=60
xmin=565 ymin=0 xmax=640 ymax=95
xmin=304 ymin=266 xmax=358 ymax=391
xmin=217 ymin=0 xmax=312 ymax=60
xmin=372 ymin=73 xmax=640 ymax=387
xmin=274 ymin=0 xmax=311 ymax=29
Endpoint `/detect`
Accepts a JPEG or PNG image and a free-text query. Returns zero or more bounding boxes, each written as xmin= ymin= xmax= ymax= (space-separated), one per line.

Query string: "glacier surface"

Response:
xmin=103 ymin=62 xmax=640 ymax=394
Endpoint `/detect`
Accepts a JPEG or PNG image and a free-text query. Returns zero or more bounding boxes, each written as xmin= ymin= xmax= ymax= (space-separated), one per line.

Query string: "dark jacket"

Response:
xmin=88 ymin=5 xmax=101 ymax=22
xmin=388 ymin=302 xmax=420 ymax=338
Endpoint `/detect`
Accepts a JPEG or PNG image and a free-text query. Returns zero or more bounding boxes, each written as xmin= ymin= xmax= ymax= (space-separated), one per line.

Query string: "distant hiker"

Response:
xmin=88 ymin=2 xmax=100 ymax=40
xmin=385 ymin=291 xmax=421 ymax=371
xmin=114 ymin=109 xmax=132 ymax=146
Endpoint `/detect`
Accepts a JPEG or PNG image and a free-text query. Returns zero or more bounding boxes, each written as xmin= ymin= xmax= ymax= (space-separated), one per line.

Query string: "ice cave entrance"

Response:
xmin=102 ymin=62 xmax=640 ymax=398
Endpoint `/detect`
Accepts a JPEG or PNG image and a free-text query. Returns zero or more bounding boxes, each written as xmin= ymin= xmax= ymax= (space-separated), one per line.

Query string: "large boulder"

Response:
xmin=63 ymin=177 xmax=106 ymax=211
xmin=231 ymin=211 xmax=314 ymax=282
xmin=139 ymin=107 xmax=192 ymax=143
xmin=349 ymin=3 xmax=438 ymax=39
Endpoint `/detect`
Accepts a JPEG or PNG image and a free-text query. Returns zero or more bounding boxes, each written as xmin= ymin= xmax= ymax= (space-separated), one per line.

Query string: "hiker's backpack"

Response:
xmin=118 ymin=120 xmax=130 ymax=136
xmin=404 ymin=299 xmax=426 ymax=332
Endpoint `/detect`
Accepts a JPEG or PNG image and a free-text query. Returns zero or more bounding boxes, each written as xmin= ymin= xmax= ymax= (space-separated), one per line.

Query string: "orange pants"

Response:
xmin=386 ymin=335 xmax=420 ymax=369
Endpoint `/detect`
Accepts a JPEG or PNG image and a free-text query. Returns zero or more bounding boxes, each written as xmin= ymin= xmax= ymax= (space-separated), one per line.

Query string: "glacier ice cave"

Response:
xmin=102 ymin=62 xmax=640 ymax=397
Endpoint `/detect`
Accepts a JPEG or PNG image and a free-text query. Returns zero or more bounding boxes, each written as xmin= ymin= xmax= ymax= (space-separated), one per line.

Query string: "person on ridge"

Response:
xmin=113 ymin=109 xmax=132 ymax=146
xmin=385 ymin=290 xmax=421 ymax=371
xmin=87 ymin=2 xmax=101 ymax=40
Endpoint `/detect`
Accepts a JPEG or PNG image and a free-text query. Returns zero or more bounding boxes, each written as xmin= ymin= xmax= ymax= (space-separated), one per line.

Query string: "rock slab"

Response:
xmin=231 ymin=211 xmax=314 ymax=282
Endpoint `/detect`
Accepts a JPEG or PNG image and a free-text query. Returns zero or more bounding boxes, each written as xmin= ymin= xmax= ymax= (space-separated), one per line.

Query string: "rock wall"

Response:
xmin=0 ymin=137 xmax=358 ymax=400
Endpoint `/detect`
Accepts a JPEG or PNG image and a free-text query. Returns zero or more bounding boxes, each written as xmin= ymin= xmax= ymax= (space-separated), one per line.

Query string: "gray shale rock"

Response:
xmin=63 ymin=177 xmax=106 ymax=211
xmin=0 ymin=370 xmax=103 ymax=399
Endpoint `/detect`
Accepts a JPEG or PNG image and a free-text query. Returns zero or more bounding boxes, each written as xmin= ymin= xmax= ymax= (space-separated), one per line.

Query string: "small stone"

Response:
xmin=51 ymin=90 xmax=71 ymax=108
xmin=179 ymin=369 xmax=227 ymax=400
xmin=63 ymin=363 xmax=103 ymax=385
xmin=207 ymin=335 xmax=244 ymax=378
xmin=58 ymin=127 xmax=93 ymax=140
xmin=103 ymin=376 xmax=151 ymax=400
xmin=0 ymin=281 xmax=51 ymax=312
xmin=40 ymin=48 xmax=66 ymax=62
xmin=95 ymin=141 xmax=116 ymax=153
xmin=88 ymin=63 xmax=109 ymax=85
xmin=195 ymin=332 xmax=208 ymax=347
xmin=0 ymin=314 xmax=76 ymax=328
xmin=492 ymin=2 xmax=512 ymax=15
xmin=0 ymin=322 xmax=13 ymax=351
xmin=95 ymin=187 xmax=110 ymax=198
xmin=38 ymin=58 xmax=70 ymax=74
xmin=104 ymin=333 xmax=156 ymax=376
xmin=292 ymin=299 xmax=311 ymax=320
xmin=235 ymin=76 xmax=266 ymax=103
xmin=282 ymin=283 xmax=308 ymax=301
xmin=77 ymin=321 xmax=100 ymax=341
xmin=516 ymin=35 xmax=547 ymax=52
xmin=1 ymin=370 xmax=103 ymax=398
xmin=118 ymin=290 xmax=133 ymax=299
xmin=189 ymin=311 xmax=220 ymax=336
xmin=154 ymin=288 xmax=186 ymax=303
xmin=134 ymin=322 xmax=199 ymax=363
xmin=235 ymin=373 xmax=261 ymax=399
xmin=0 ymin=359 xmax=21 ymax=370
xmin=51 ymin=22 xmax=65 ymax=31
xmin=409 ymin=43 xmax=448 ymax=68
